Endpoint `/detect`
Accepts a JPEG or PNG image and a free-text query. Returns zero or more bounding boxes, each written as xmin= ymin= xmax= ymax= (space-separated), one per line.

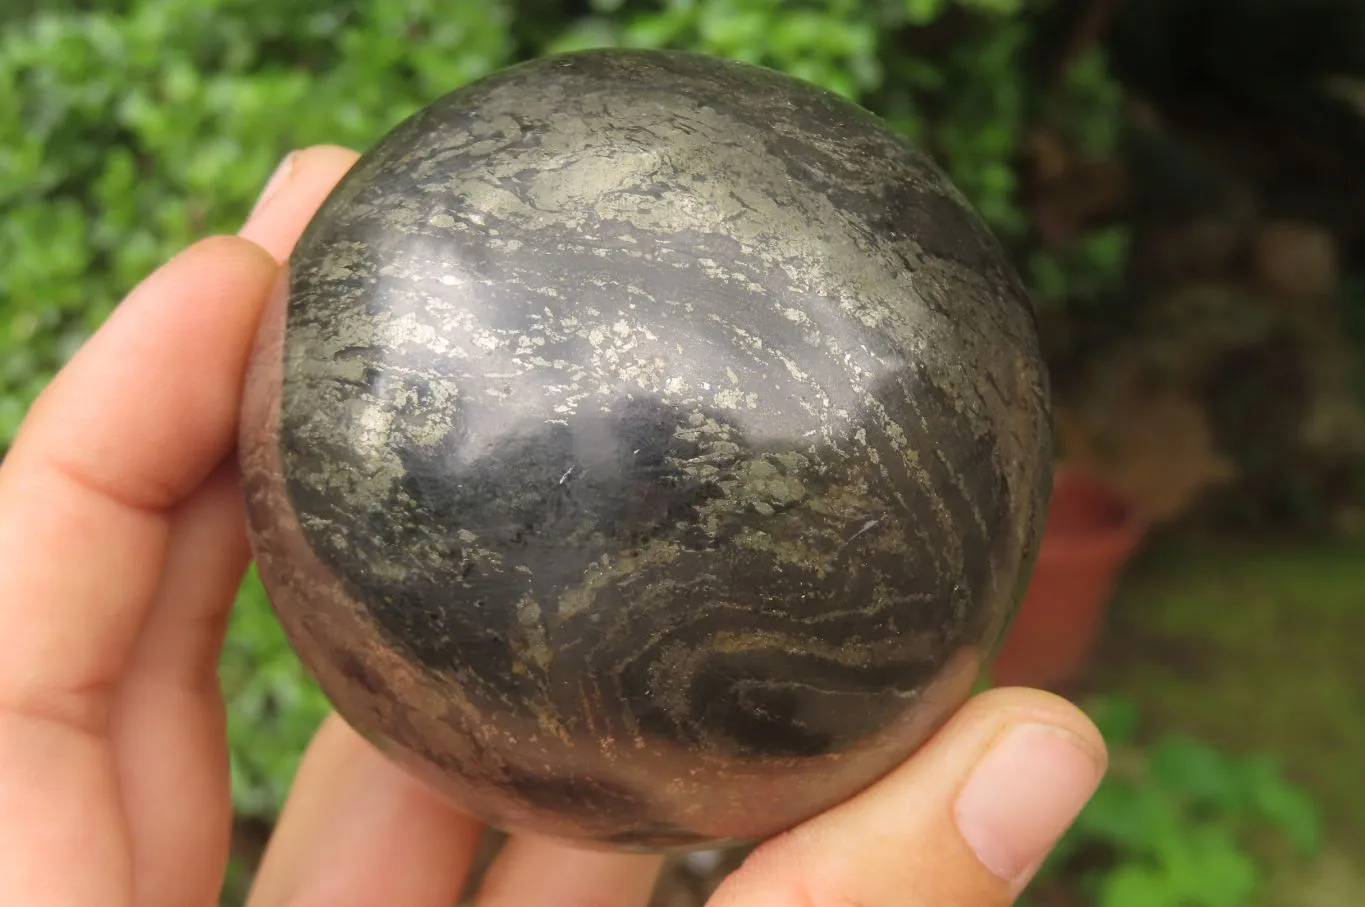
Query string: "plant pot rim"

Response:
xmin=1038 ymin=465 xmax=1148 ymax=562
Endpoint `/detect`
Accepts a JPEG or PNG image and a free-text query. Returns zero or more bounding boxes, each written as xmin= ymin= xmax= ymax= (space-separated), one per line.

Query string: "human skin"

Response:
xmin=0 ymin=144 xmax=1106 ymax=907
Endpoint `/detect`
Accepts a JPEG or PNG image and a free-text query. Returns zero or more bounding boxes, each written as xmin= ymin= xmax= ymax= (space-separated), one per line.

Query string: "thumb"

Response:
xmin=707 ymin=687 xmax=1107 ymax=907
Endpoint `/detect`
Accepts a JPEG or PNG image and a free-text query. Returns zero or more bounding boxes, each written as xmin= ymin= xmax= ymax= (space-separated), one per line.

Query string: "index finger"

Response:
xmin=0 ymin=235 xmax=281 ymax=735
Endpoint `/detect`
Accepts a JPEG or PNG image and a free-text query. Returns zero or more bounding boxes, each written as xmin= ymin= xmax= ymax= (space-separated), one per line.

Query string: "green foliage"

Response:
xmin=221 ymin=568 xmax=329 ymax=816
xmin=1028 ymin=224 xmax=1131 ymax=309
xmin=918 ymin=17 xmax=1032 ymax=237
xmin=1043 ymin=47 xmax=1126 ymax=156
xmin=1025 ymin=696 xmax=1324 ymax=907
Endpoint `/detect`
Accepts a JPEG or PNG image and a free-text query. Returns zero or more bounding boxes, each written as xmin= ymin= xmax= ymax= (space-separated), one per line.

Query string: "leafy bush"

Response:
xmin=2 ymin=0 xmax=1130 ymax=818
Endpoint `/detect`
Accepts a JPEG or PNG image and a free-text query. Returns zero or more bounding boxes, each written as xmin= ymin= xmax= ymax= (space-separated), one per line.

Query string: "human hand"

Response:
xmin=0 ymin=145 xmax=1107 ymax=907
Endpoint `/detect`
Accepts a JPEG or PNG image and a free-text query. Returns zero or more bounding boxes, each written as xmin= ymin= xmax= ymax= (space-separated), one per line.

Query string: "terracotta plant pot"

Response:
xmin=991 ymin=467 xmax=1147 ymax=691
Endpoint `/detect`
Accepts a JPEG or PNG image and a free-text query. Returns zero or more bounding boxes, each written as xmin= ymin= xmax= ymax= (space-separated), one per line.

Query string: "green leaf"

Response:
xmin=1240 ymin=755 xmax=1323 ymax=854
xmin=1158 ymin=824 xmax=1259 ymax=907
xmin=1074 ymin=777 xmax=1183 ymax=854
xmin=903 ymin=0 xmax=945 ymax=26
xmin=1149 ymin=736 xmax=1245 ymax=811
xmin=1087 ymin=694 xmax=1142 ymax=745
xmin=1098 ymin=864 xmax=1178 ymax=907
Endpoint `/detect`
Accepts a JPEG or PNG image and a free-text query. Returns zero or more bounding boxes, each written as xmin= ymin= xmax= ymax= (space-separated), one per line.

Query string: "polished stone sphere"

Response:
xmin=239 ymin=48 xmax=1052 ymax=852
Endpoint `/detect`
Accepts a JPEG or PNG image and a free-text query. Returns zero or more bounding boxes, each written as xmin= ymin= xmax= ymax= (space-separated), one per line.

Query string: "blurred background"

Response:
xmin=2 ymin=0 xmax=1363 ymax=904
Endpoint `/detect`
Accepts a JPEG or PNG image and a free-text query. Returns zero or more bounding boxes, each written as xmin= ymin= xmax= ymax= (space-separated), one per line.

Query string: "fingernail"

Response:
xmin=246 ymin=152 xmax=296 ymax=224
xmin=954 ymin=723 xmax=1103 ymax=889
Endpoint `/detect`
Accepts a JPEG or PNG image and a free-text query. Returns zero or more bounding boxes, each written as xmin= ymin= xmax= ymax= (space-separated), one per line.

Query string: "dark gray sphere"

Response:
xmin=239 ymin=48 xmax=1051 ymax=852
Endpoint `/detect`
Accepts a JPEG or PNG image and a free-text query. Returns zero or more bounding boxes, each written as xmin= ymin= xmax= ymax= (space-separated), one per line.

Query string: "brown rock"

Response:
xmin=1055 ymin=388 xmax=1236 ymax=525
xmin=1145 ymin=217 xmax=1249 ymax=281
xmin=1025 ymin=124 xmax=1073 ymax=184
xmin=1250 ymin=220 xmax=1339 ymax=301
xmin=1031 ymin=157 xmax=1128 ymax=247
xmin=1301 ymin=394 xmax=1365 ymax=457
